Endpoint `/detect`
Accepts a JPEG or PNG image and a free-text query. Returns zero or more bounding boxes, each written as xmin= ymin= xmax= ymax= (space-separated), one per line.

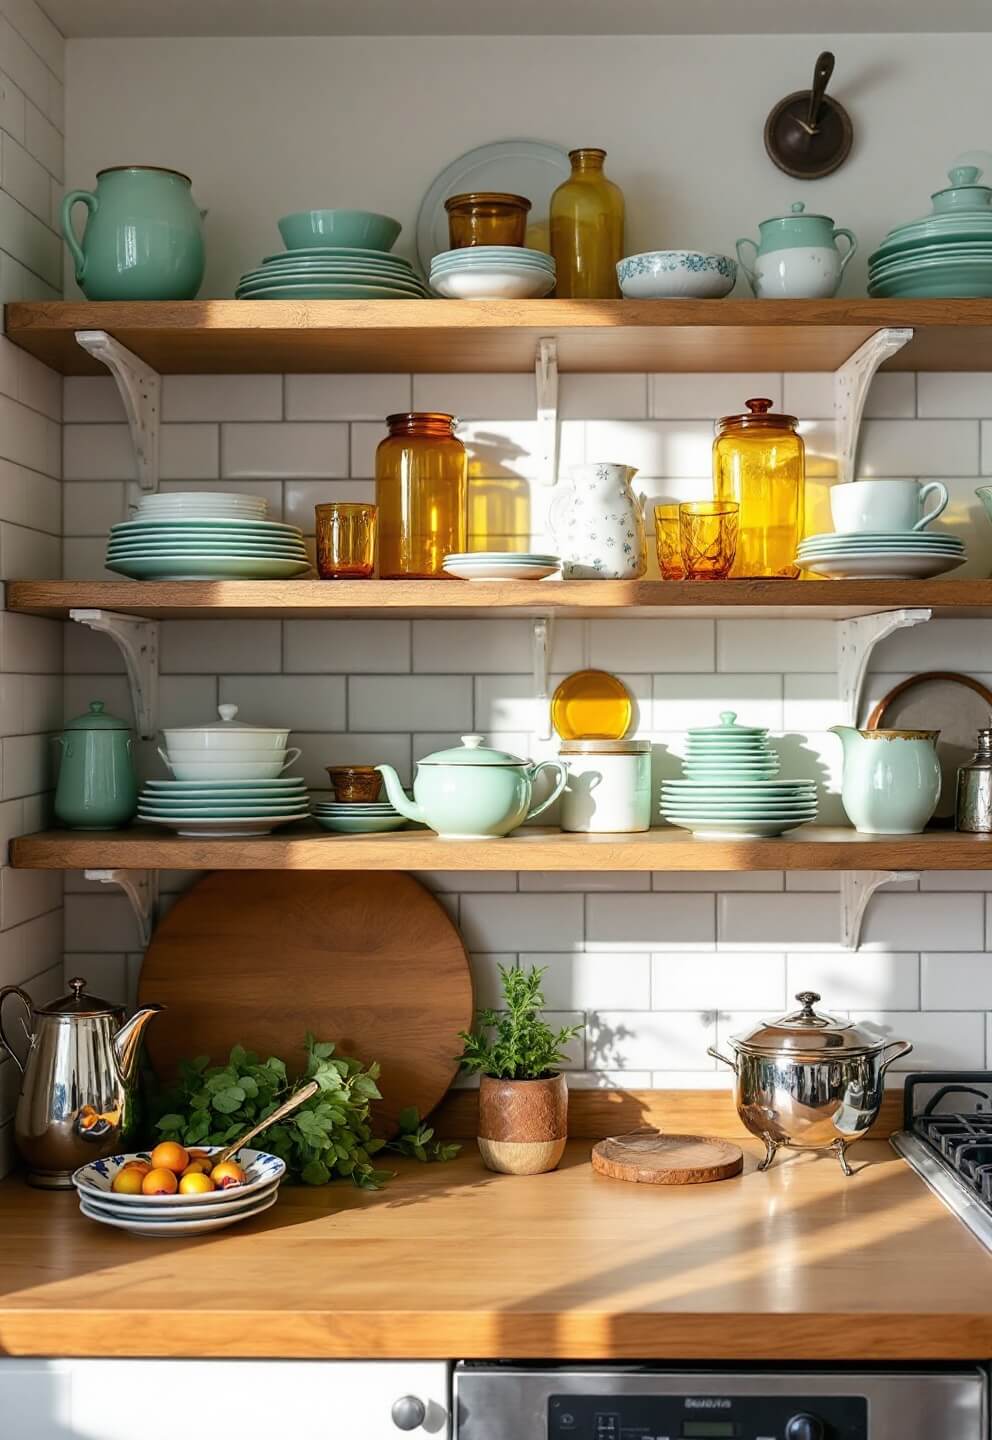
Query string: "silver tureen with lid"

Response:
xmin=709 ymin=991 xmax=912 ymax=1174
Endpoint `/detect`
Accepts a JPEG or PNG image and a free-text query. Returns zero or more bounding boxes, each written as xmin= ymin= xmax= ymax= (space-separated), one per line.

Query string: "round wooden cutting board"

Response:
xmin=592 ymin=1133 xmax=744 ymax=1185
xmin=137 ymin=870 xmax=473 ymax=1134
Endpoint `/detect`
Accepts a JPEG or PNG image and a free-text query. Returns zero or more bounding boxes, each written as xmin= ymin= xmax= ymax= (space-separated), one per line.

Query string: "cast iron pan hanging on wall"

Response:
xmin=765 ymin=51 xmax=854 ymax=180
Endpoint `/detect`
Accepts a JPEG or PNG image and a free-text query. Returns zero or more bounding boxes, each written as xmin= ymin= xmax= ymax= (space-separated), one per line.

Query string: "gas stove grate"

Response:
xmin=892 ymin=1072 xmax=992 ymax=1252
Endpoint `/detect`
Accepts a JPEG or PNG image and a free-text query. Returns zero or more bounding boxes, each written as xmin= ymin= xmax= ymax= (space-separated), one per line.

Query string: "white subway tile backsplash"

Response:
xmin=284 ymin=478 xmax=375 ymax=529
xmin=649 ymin=374 xmax=780 ymax=419
xmin=718 ymin=893 xmax=840 ymax=949
xmin=459 ymin=893 xmax=584 ymax=952
xmin=518 ymin=872 xmax=650 ymax=892
xmin=590 ymin=619 xmax=713 ymax=673
xmin=524 ymin=951 xmax=652 ymax=1009
xmin=586 ymin=419 xmax=712 ymax=475
xmin=652 ymin=951 xmax=786 ymax=1010
xmin=160 ymin=424 xmax=219 ymax=480
xmin=164 ymin=374 xmax=282 ymax=423
xmin=786 ymin=951 xmax=920 ymax=1010
xmin=222 ymin=422 xmax=347 ymax=479
xmin=414 ymin=618 xmax=580 ymax=675
xmin=2 ymin=610 xmax=60 ymax=673
xmin=652 ymin=673 xmax=783 ymax=731
xmin=1 ymin=131 xmax=49 ymax=221
xmin=298 ymin=732 xmax=410 ymax=787
xmin=63 ymin=479 xmax=123 ymax=535
xmin=65 ymin=893 xmax=143 ymax=952
xmin=284 ymin=618 xmax=410 ymax=674
xmin=22 ymin=96 xmax=59 ymax=178
xmin=588 ymin=1010 xmax=716 ymax=1070
xmin=63 ymin=422 xmax=131 ymax=480
xmin=852 ymin=1010 xmax=985 ymax=1070
xmin=219 ymin=674 xmax=346 ymax=731
xmin=0 ymin=392 xmax=57 ymax=474
xmin=872 ymin=617 xmax=992 ymax=673
xmin=587 ymin=893 xmax=714 ymax=951
xmin=350 ymin=674 xmax=472 ymax=732
xmin=413 ymin=373 xmax=535 ymax=419
xmin=918 ymin=373 xmax=992 ymax=419
xmin=859 ymin=419 xmax=979 ymax=477
xmin=285 ymin=373 xmax=410 ymax=420
xmin=784 ymin=371 xmax=916 ymax=422
xmin=161 ymin=620 xmax=282 ymax=674
xmin=921 ymin=952 xmax=992 ymax=1009
xmin=861 ymin=893 xmax=985 ymax=952
xmin=0 ymin=519 xmax=57 ymax=579
xmin=717 ymin=620 xmax=836 ymax=673
xmin=560 ymin=373 xmax=646 ymax=419
xmin=63 ymin=377 xmax=124 ymax=423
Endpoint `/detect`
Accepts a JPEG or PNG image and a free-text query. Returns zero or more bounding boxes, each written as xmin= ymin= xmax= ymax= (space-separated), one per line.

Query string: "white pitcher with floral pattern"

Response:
xmin=550 ymin=462 xmax=647 ymax=579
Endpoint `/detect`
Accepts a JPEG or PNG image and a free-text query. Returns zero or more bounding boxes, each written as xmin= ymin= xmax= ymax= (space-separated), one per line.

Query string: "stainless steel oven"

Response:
xmin=453 ymin=1364 xmax=988 ymax=1439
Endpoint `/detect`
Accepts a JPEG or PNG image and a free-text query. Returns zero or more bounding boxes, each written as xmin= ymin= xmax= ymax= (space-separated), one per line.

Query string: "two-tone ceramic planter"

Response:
xmin=477 ymin=1073 xmax=568 ymax=1175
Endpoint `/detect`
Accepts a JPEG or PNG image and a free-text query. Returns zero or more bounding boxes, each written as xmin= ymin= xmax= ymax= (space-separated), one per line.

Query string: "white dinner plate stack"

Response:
xmin=443 ymin=550 xmax=561 ymax=581
xmin=660 ymin=711 xmax=818 ymax=839
xmin=138 ymin=778 xmax=310 ymax=836
xmin=73 ymin=1147 xmax=286 ymax=1237
xmin=106 ymin=502 xmax=312 ymax=581
xmin=796 ymin=530 xmax=966 ymax=580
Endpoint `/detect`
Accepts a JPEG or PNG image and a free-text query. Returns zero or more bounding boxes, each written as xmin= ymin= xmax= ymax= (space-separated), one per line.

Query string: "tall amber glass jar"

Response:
xmin=713 ymin=398 xmax=805 ymax=578
xmin=550 ymin=148 xmax=624 ymax=299
xmin=375 ymin=413 xmax=467 ymax=578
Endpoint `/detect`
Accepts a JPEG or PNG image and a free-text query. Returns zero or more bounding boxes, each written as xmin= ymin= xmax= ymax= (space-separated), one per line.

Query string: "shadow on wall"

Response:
xmin=464 ymin=430 xmax=532 ymax=551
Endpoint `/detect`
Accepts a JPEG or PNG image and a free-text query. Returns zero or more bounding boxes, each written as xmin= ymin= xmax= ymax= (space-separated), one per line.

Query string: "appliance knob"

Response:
xmin=391 ymin=1396 xmax=427 ymax=1431
xmin=785 ymin=1416 xmax=824 ymax=1440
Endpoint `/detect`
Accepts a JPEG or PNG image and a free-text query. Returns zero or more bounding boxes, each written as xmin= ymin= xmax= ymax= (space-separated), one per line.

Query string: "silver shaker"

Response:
xmin=956 ymin=726 xmax=992 ymax=832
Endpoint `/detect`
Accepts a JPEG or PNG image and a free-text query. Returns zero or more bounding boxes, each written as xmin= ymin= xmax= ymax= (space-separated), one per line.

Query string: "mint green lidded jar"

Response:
xmin=737 ymin=200 xmax=857 ymax=299
xmin=61 ymin=165 xmax=205 ymax=301
xmin=54 ymin=701 xmax=138 ymax=831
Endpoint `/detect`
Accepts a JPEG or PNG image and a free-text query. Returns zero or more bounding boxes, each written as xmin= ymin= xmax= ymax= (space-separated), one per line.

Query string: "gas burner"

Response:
xmin=892 ymin=1073 xmax=992 ymax=1252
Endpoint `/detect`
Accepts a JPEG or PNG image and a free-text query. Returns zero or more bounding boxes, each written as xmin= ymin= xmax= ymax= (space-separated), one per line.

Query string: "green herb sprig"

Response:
xmin=456 ymin=964 xmax=581 ymax=1081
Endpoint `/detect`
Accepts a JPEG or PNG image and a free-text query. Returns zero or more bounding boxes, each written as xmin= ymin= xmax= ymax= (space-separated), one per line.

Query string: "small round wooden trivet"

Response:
xmin=591 ymin=1132 xmax=744 ymax=1185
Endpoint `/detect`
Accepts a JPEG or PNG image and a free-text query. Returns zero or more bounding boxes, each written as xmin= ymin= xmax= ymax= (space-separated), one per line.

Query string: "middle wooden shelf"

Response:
xmin=13 ymin=825 xmax=992 ymax=871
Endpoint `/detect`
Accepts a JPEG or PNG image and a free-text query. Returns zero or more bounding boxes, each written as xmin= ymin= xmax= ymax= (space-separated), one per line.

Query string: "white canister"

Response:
xmin=560 ymin=739 xmax=652 ymax=833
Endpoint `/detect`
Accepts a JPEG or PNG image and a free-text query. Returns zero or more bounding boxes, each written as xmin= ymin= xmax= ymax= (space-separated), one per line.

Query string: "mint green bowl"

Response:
xmin=277 ymin=210 xmax=401 ymax=252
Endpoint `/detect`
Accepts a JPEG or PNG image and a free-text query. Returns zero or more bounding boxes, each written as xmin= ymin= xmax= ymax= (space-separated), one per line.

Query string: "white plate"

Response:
xmin=417 ymin=138 xmax=570 ymax=268
xmin=663 ymin=782 xmax=815 ymax=792
xmin=431 ymin=267 xmax=555 ymax=301
xmin=138 ymin=814 xmax=306 ymax=836
xmin=445 ymin=551 xmax=559 ymax=564
xmin=111 ymin=517 xmax=303 ymax=534
xmin=144 ymin=779 xmax=305 ymax=790
xmin=82 ymin=1177 xmax=281 ymax=1220
xmin=664 ymin=819 xmax=815 ymax=838
xmin=80 ymin=1190 xmax=278 ymax=1237
xmin=74 ymin=1145 xmax=285 ymax=1204
xmin=444 ymin=560 xmax=560 ymax=580
xmin=800 ymin=552 xmax=967 ymax=579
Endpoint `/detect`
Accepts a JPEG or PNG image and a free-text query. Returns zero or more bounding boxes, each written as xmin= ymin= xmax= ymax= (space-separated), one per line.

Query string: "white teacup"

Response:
xmin=829 ymin=478 xmax=948 ymax=534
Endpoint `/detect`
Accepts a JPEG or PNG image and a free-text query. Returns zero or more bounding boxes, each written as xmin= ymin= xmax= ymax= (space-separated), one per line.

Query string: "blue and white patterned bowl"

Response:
xmin=72 ymin=1145 xmax=286 ymax=1207
xmin=617 ymin=250 xmax=737 ymax=299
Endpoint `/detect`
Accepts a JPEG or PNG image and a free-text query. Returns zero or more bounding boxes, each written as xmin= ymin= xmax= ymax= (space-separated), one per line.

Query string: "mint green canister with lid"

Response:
xmin=737 ymin=201 xmax=857 ymax=298
xmin=54 ymin=701 xmax=138 ymax=830
xmin=61 ymin=165 xmax=205 ymax=301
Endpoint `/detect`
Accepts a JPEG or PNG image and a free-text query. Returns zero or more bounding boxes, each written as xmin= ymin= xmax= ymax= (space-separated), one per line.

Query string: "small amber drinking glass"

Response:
xmin=679 ymin=500 xmax=740 ymax=581
xmin=315 ymin=502 xmax=377 ymax=579
xmin=653 ymin=504 xmax=684 ymax=580
xmin=445 ymin=192 xmax=531 ymax=248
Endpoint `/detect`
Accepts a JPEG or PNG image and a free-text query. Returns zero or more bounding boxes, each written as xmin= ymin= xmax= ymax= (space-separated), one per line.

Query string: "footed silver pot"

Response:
xmin=709 ymin=991 xmax=912 ymax=1175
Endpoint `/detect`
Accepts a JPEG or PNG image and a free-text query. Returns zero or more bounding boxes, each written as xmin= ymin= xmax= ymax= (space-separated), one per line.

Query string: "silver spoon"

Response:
xmin=211 ymin=1079 xmax=319 ymax=1168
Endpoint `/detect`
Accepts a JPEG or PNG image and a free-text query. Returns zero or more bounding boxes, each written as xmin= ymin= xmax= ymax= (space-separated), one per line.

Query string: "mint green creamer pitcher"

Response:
xmin=61 ymin=165 xmax=205 ymax=300
xmin=54 ymin=701 xmax=138 ymax=831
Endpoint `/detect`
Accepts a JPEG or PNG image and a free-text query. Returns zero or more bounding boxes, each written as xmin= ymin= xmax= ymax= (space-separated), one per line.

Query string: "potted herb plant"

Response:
xmin=457 ymin=964 xmax=581 ymax=1175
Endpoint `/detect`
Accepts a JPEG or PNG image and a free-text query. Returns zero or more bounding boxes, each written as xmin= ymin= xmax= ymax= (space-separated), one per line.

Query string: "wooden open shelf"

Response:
xmin=10 ymin=298 xmax=992 ymax=374
xmin=13 ymin=825 xmax=992 ymax=871
xmin=10 ymin=577 xmax=992 ymax=620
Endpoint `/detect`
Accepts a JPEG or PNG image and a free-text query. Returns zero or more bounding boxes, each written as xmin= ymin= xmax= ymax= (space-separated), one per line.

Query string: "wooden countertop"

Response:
xmin=1 ymin=1140 xmax=991 ymax=1360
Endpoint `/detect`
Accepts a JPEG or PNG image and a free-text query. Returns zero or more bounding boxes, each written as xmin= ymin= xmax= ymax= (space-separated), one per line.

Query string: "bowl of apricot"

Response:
xmin=73 ymin=1141 xmax=285 ymax=1207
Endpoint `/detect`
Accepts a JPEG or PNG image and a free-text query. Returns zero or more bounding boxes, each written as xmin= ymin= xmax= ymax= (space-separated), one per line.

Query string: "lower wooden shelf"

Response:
xmin=13 ymin=824 xmax=992 ymax=871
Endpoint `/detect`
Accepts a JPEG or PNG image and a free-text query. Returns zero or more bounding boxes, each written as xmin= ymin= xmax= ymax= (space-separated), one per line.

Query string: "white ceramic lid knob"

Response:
xmin=460 ymin=734 xmax=485 ymax=749
xmin=218 ymin=704 xmax=239 ymax=724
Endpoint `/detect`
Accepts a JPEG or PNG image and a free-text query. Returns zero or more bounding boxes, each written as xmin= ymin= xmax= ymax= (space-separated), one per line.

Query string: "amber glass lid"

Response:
xmin=716 ymin=397 xmax=798 ymax=434
xmin=552 ymin=669 xmax=633 ymax=741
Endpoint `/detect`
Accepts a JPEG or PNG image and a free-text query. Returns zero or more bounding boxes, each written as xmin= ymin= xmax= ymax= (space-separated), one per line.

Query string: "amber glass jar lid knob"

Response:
xmin=746 ymin=398 xmax=773 ymax=414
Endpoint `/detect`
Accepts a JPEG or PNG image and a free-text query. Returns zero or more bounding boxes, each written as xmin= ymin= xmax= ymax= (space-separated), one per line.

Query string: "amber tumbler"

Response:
xmin=445 ymin=192 xmax=531 ymax=249
xmin=679 ymin=500 xmax=740 ymax=581
xmin=315 ymin=502 xmax=377 ymax=579
xmin=653 ymin=504 xmax=684 ymax=580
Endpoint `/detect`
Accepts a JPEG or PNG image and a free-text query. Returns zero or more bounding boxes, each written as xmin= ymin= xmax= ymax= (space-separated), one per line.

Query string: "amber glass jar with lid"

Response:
xmin=375 ymin=413 xmax=467 ymax=578
xmin=713 ymin=397 xmax=805 ymax=578
xmin=550 ymin=148 xmax=625 ymax=299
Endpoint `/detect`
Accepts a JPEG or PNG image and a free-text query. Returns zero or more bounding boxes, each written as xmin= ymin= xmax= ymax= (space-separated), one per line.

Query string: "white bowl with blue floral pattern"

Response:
xmin=72 ymin=1145 xmax=286 ymax=1207
xmin=617 ymin=250 xmax=736 ymax=299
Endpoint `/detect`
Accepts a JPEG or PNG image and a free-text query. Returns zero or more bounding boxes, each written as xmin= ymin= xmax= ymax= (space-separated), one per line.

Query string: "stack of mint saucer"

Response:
xmin=138 ymin=778 xmax=309 ymax=836
xmin=311 ymin=796 xmax=410 ymax=834
xmin=797 ymin=530 xmax=965 ymax=580
xmin=661 ymin=711 xmax=817 ymax=839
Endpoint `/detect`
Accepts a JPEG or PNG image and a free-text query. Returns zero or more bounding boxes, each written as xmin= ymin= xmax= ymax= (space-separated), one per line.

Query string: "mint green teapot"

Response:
xmin=377 ymin=735 xmax=568 ymax=840
xmin=54 ymin=701 xmax=138 ymax=831
xmin=61 ymin=165 xmax=205 ymax=301
xmin=737 ymin=201 xmax=857 ymax=299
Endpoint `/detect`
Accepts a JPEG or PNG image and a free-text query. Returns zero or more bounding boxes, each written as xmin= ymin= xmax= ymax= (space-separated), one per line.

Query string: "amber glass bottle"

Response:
xmin=550 ymin=148 xmax=625 ymax=299
xmin=375 ymin=413 xmax=467 ymax=578
xmin=713 ymin=398 xmax=805 ymax=578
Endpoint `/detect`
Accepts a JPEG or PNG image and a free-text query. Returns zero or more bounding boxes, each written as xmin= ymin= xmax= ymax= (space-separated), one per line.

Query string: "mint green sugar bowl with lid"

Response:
xmin=54 ymin=701 xmax=138 ymax=830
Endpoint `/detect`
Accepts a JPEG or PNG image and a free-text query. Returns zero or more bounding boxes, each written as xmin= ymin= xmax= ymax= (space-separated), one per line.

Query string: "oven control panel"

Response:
xmin=548 ymin=1394 xmax=867 ymax=1440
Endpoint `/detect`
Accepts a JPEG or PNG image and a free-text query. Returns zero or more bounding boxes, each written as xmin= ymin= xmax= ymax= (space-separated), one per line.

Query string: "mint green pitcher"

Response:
xmin=61 ymin=165 xmax=205 ymax=301
xmin=54 ymin=701 xmax=138 ymax=831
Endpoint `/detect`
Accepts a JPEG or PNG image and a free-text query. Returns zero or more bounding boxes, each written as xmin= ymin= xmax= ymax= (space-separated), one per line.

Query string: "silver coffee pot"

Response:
xmin=0 ymin=978 xmax=163 ymax=1188
xmin=956 ymin=726 xmax=992 ymax=833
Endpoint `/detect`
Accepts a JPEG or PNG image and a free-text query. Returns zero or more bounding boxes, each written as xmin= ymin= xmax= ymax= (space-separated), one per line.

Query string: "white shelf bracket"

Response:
xmin=69 ymin=609 xmax=160 ymax=740
xmin=535 ymin=337 xmax=559 ymax=487
xmin=836 ymin=608 xmax=931 ymax=726
xmin=532 ymin=615 xmax=554 ymax=741
xmin=84 ymin=869 xmax=158 ymax=949
xmin=833 ymin=327 xmax=913 ymax=486
xmin=840 ymin=869 xmax=919 ymax=950
xmin=75 ymin=329 xmax=161 ymax=515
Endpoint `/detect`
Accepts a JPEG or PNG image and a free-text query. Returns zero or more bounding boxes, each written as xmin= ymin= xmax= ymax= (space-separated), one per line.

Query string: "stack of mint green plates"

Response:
xmin=236 ymin=246 xmax=430 ymax=300
xmin=106 ymin=516 xmax=311 ymax=580
xmin=868 ymin=164 xmax=992 ymax=297
xmin=429 ymin=246 xmax=555 ymax=300
xmin=311 ymin=799 xmax=409 ymax=834
xmin=138 ymin=778 xmax=309 ymax=836
xmin=661 ymin=711 xmax=817 ymax=839
xmin=796 ymin=531 xmax=965 ymax=580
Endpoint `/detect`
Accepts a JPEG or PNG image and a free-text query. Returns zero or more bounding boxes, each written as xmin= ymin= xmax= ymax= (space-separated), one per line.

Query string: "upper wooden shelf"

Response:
xmin=12 ymin=825 xmax=992 ymax=872
xmin=9 ymin=298 xmax=992 ymax=374
xmin=10 ymin=577 xmax=992 ymax=620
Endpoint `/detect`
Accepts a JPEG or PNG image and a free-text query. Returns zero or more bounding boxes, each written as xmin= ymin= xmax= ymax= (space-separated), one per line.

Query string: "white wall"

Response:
xmin=64 ymin=33 xmax=992 ymax=298
xmin=0 ymin=0 xmax=63 ymax=1173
